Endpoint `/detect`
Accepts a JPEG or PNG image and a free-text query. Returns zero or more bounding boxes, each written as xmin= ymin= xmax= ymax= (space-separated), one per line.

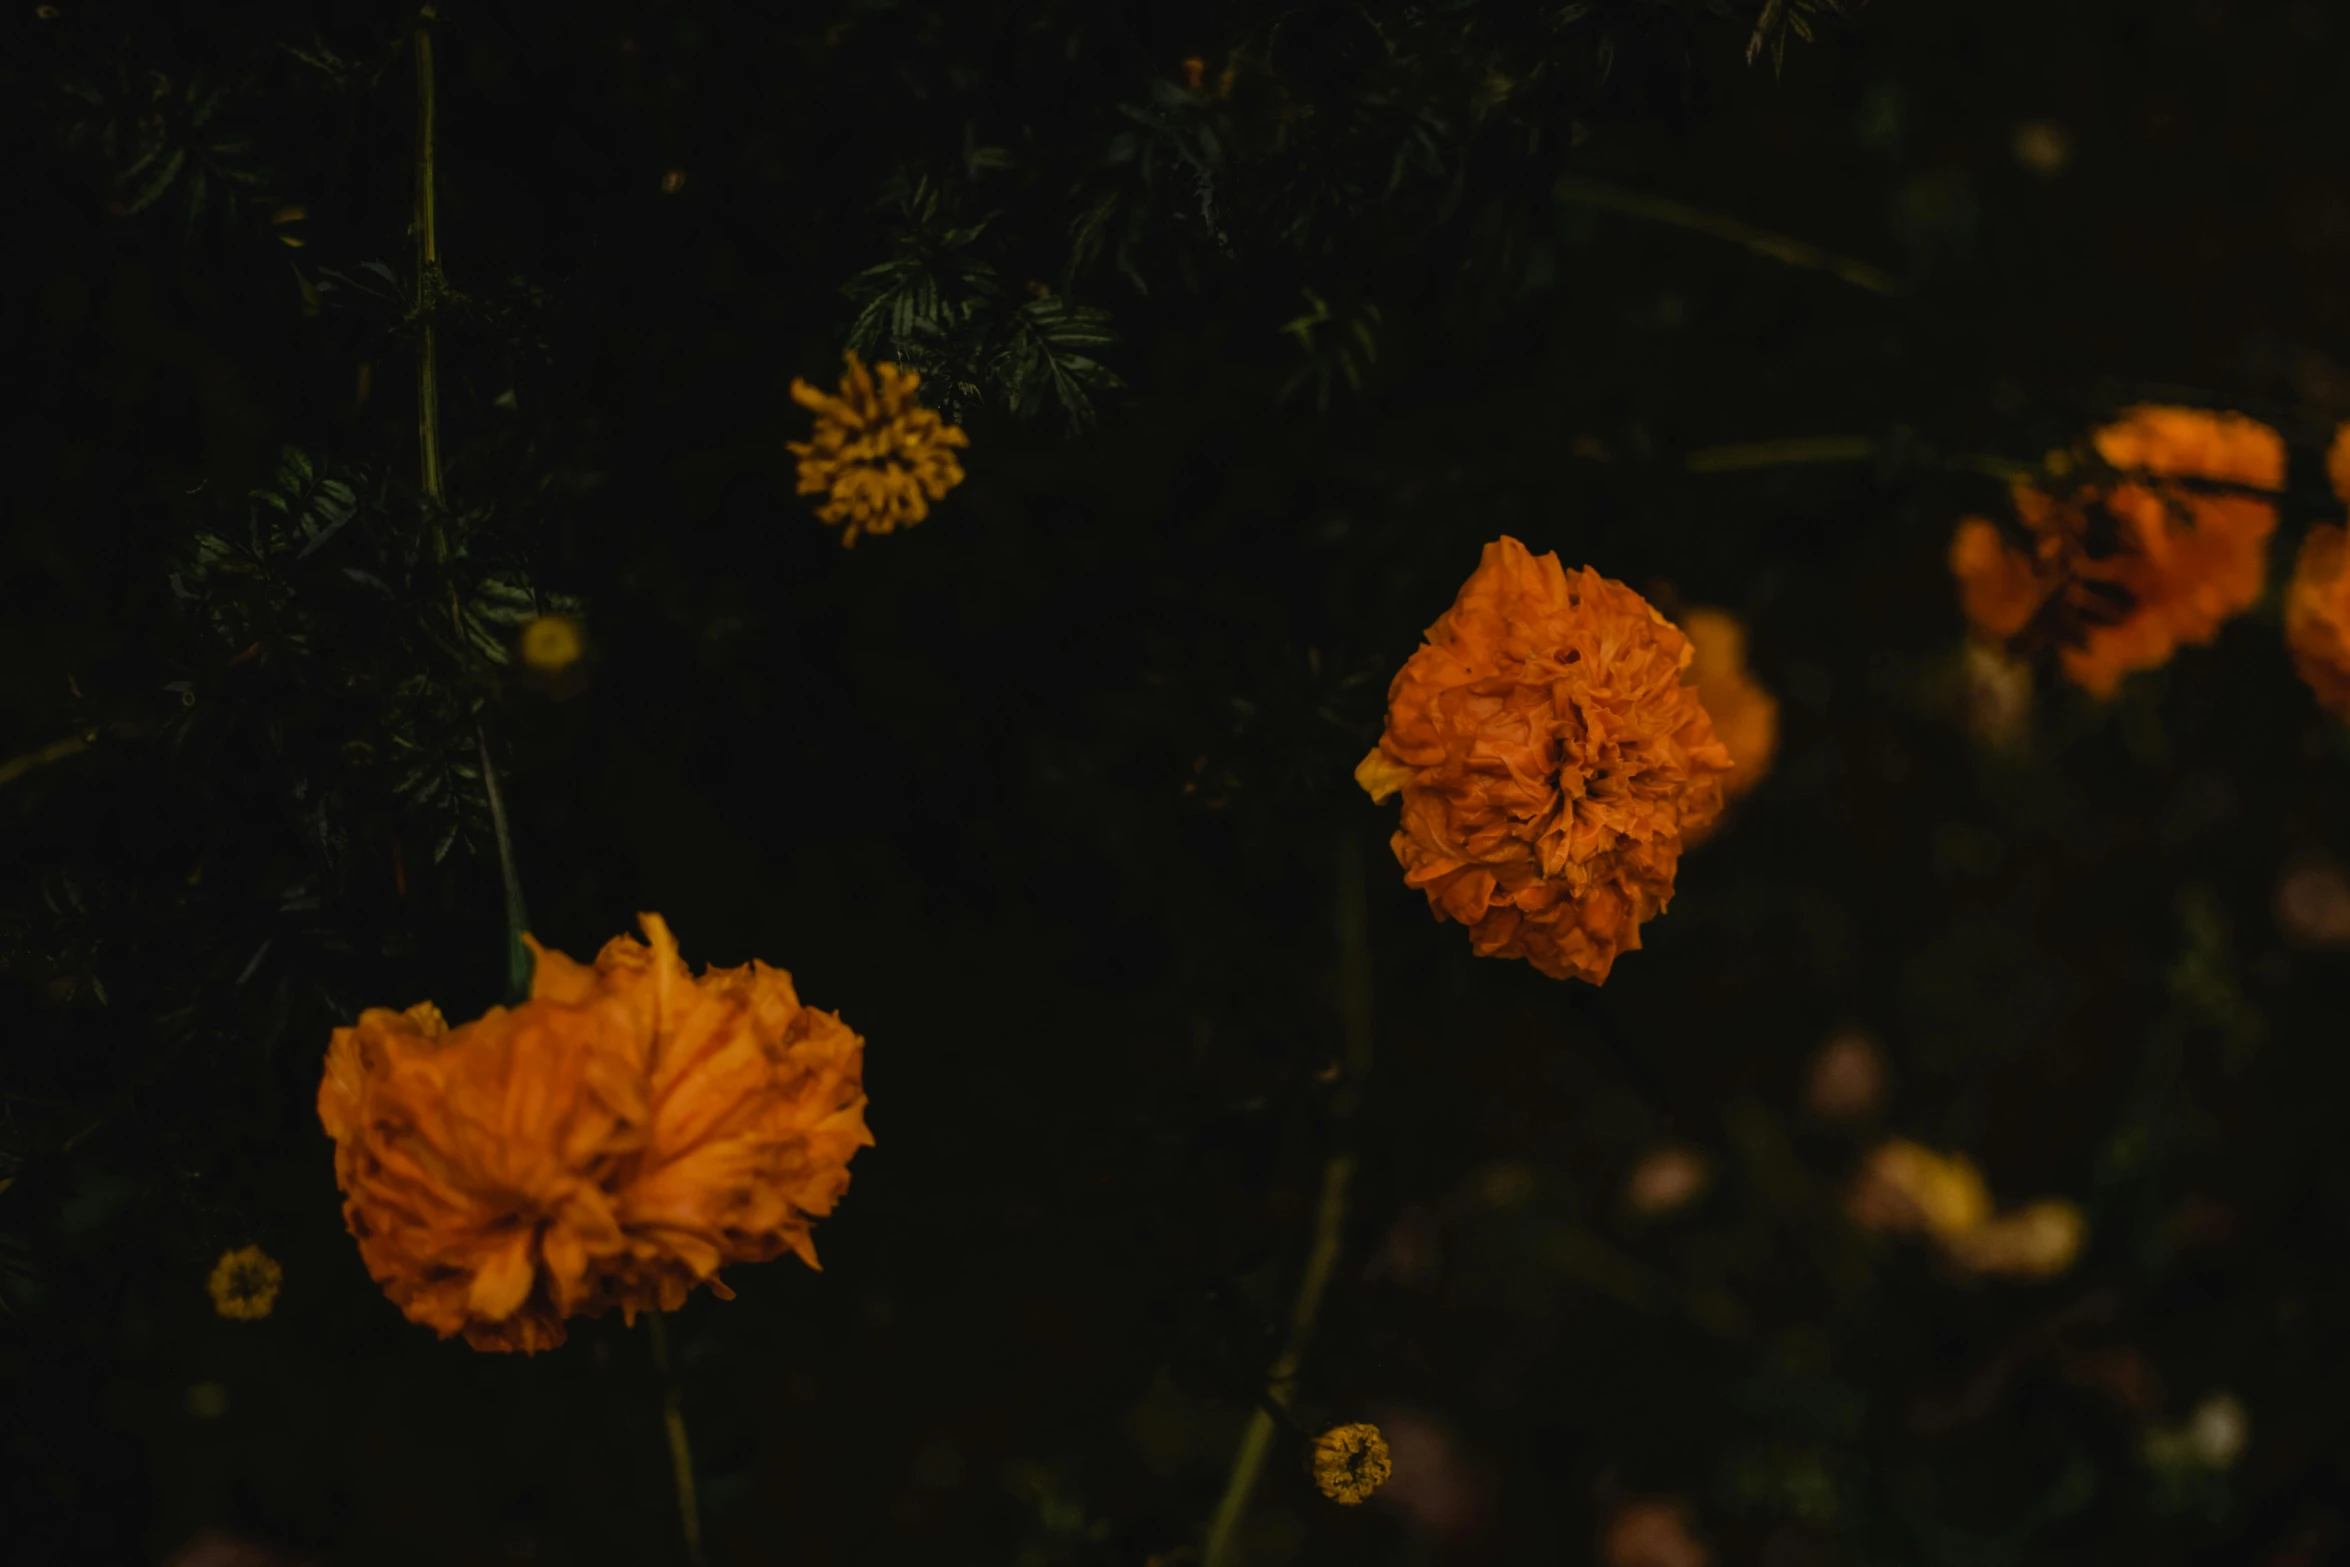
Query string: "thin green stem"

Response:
xmin=1200 ymin=834 xmax=1375 ymax=1567
xmin=414 ymin=8 xmax=443 ymax=511
xmin=1555 ymin=174 xmax=1903 ymax=297
xmin=475 ymin=720 xmax=531 ymax=1004
xmin=646 ymin=1313 xmax=707 ymax=1566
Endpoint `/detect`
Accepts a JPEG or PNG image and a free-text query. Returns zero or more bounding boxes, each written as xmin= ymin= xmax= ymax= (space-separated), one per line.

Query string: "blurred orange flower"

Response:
xmin=1804 ymin=1031 xmax=1884 ymax=1120
xmin=2286 ymin=524 xmax=2350 ymax=722
xmin=1849 ymin=1139 xmax=1990 ymax=1241
xmin=1850 ymin=1139 xmax=2087 ymax=1280
xmin=1355 ymin=538 xmax=1731 ymax=984
xmin=1680 ymin=607 xmax=1777 ymax=802
xmin=1950 ymin=406 xmax=2283 ymax=697
xmin=1603 ymin=1500 xmax=1711 ymax=1567
xmin=1946 ymin=1199 xmax=2086 ymax=1279
xmin=1625 ymin=1144 xmax=1710 ymax=1216
xmin=788 ymin=351 xmax=969 ymax=546
xmin=318 ymin=914 xmax=871 ymax=1353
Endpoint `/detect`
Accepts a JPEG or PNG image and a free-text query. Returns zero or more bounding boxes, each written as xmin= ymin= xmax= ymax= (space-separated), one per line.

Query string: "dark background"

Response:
xmin=7 ymin=1 xmax=2350 ymax=1562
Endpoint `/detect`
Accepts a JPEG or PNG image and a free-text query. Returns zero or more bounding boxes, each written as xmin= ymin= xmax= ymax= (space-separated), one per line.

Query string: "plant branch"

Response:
xmin=475 ymin=719 xmax=531 ymax=1004
xmin=1556 ymin=174 xmax=1902 ymax=297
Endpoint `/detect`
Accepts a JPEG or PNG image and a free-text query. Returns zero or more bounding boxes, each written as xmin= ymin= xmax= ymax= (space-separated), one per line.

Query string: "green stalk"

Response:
xmin=414 ymin=7 xmax=443 ymax=511
xmin=647 ymin=1313 xmax=707 ymax=1565
xmin=1199 ymin=833 xmax=1375 ymax=1567
xmin=475 ymin=720 xmax=531 ymax=1004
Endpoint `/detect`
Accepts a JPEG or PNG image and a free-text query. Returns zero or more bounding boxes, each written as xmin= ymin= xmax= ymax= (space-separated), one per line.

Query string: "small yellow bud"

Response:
xmin=1310 ymin=1422 xmax=1391 ymax=1506
xmin=208 ymin=1245 xmax=283 ymax=1321
xmin=518 ymin=614 xmax=587 ymax=676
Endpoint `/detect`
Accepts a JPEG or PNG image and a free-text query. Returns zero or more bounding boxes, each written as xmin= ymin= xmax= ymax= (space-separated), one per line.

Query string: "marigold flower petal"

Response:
xmin=1360 ymin=537 xmax=1731 ymax=984
xmin=318 ymin=915 xmax=871 ymax=1352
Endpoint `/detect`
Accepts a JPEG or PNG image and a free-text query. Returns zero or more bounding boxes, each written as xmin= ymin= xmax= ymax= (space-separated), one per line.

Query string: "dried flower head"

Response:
xmin=787 ymin=351 xmax=969 ymax=547
xmin=1310 ymin=1422 xmax=1393 ymax=1506
xmin=1680 ymin=607 xmax=1778 ymax=803
xmin=1355 ymin=538 xmax=1732 ymax=984
xmin=318 ymin=914 xmax=871 ymax=1353
xmin=208 ymin=1244 xmax=283 ymax=1320
xmin=1950 ymin=406 xmax=2283 ymax=697
xmin=1946 ymin=1198 xmax=2086 ymax=1278
xmin=1847 ymin=1139 xmax=1991 ymax=1241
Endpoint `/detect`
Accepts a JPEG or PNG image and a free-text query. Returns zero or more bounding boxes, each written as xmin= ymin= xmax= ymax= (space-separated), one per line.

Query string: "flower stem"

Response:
xmin=1199 ymin=834 xmax=1374 ymax=1567
xmin=475 ymin=719 xmax=531 ymax=1004
xmin=646 ymin=1312 xmax=706 ymax=1565
xmin=413 ymin=6 xmax=443 ymax=511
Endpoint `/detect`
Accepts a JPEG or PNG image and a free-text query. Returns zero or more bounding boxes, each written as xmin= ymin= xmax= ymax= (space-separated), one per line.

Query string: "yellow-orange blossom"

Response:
xmin=1356 ymin=537 xmax=1731 ymax=984
xmin=318 ymin=915 xmax=870 ymax=1352
xmin=788 ymin=352 xmax=969 ymax=546
xmin=1950 ymin=405 xmax=2283 ymax=697
xmin=2285 ymin=424 xmax=2350 ymax=722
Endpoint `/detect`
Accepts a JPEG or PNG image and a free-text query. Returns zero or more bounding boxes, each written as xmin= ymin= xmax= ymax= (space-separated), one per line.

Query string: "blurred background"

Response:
xmin=6 ymin=0 xmax=2350 ymax=1562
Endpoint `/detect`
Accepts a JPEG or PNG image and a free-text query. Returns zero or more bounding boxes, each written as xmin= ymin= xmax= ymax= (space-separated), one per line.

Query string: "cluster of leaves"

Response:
xmin=56 ymin=65 xmax=273 ymax=235
xmin=835 ymin=0 xmax=1858 ymax=428
xmin=844 ymin=177 xmax=1124 ymax=433
xmin=171 ymin=447 xmax=580 ymax=878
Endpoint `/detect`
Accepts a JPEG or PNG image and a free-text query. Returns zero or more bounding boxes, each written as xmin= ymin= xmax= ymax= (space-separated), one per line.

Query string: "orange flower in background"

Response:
xmin=318 ymin=914 xmax=870 ymax=1353
xmin=788 ymin=351 xmax=969 ymax=546
xmin=1603 ymin=1500 xmax=1712 ymax=1567
xmin=1355 ymin=538 xmax=1732 ymax=984
xmin=1680 ymin=607 xmax=1778 ymax=803
xmin=1848 ymin=1139 xmax=1991 ymax=1241
xmin=1947 ymin=1199 xmax=2087 ymax=1279
xmin=1850 ymin=1138 xmax=2087 ymax=1280
xmin=1950 ymin=405 xmax=2283 ymax=697
xmin=2285 ymin=523 xmax=2350 ymax=721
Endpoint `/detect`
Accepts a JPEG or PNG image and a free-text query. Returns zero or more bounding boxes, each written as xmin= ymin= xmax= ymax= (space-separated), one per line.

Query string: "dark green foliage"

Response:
xmin=58 ymin=67 xmax=272 ymax=235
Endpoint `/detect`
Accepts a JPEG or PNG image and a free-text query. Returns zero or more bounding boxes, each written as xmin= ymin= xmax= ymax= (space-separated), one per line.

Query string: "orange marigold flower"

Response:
xmin=1310 ymin=1422 xmax=1393 ymax=1505
xmin=1949 ymin=406 xmax=2283 ymax=697
xmin=787 ymin=351 xmax=969 ymax=547
xmin=2286 ymin=523 xmax=2350 ymax=722
xmin=1680 ymin=607 xmax=1778 ymax=803
xmin=208 ymin=1244 xmax=283 ymax=1320
xmin=317 ymin=915 xmax=871 ymax=1353
xmin=1355 ymin=537 xmax=1731 ymax=984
